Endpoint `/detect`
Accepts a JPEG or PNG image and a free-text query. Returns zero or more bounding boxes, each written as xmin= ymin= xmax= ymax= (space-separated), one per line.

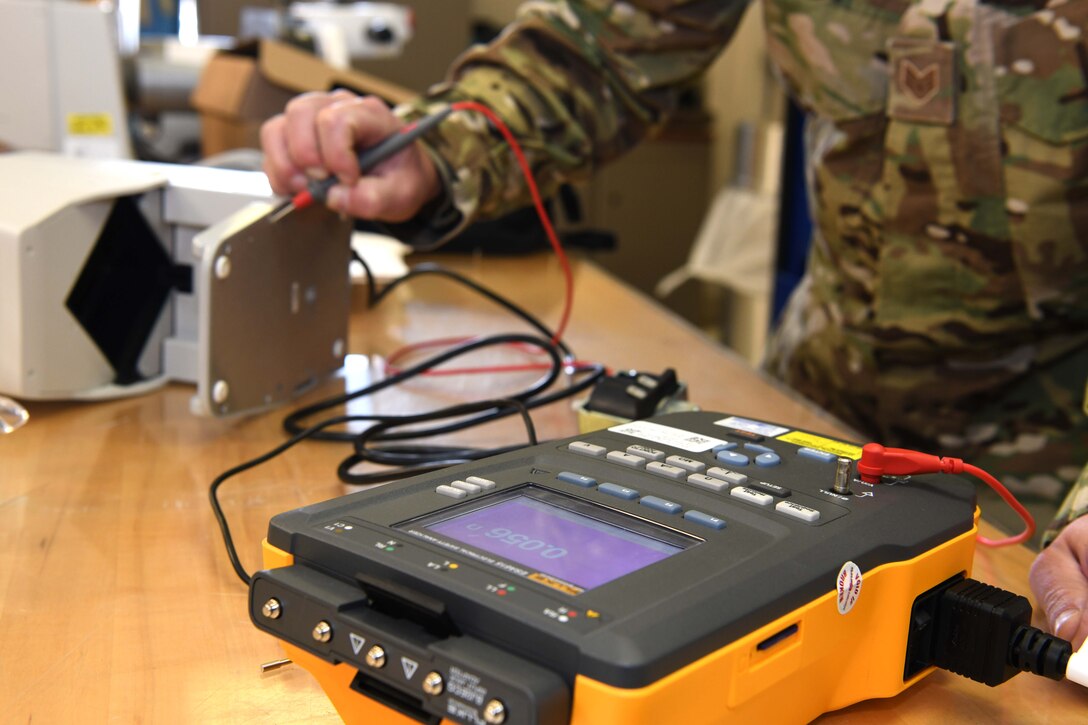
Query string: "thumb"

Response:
xmin=1029 ymin=526 xmax=1088 ymax=650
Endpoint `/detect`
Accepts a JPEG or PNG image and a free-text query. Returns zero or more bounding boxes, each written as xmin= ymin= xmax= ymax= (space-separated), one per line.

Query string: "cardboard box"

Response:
xmin=190 ymin=39 xmax=415 ymax=156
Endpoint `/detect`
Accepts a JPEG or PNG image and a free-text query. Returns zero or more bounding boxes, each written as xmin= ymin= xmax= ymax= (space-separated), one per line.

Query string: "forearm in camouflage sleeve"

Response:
xmin=1043 ymin=384 xmax=1088 ymax=547
xmin=393 ymin=0 xmax=750 ymax=246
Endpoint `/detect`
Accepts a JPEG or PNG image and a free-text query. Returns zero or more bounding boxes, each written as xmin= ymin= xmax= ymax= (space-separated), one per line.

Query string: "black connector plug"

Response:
xmin=583 ymin=368 xmax=682 ymax=421
xmin=906 ymin=576 xmax=1072 ymax=687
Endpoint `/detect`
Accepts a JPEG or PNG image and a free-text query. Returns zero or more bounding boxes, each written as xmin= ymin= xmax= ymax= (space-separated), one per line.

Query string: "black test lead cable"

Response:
xmin=211 ymin=100 xmax=602 ymax=585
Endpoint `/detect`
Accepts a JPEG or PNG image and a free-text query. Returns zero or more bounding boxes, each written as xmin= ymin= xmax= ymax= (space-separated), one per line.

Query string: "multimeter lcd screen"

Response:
xmin=417 ymin=488 xmax=694 ymax=590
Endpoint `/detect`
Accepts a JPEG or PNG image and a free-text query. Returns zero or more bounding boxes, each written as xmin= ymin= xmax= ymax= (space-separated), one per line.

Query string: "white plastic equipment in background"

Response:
xmin=0 ymin=152 xmax=352 ymax=417
xmin=288 ymin=1 xmax=414 ymax=69
xmin=0 ymin=0 xmax=132 ymax=158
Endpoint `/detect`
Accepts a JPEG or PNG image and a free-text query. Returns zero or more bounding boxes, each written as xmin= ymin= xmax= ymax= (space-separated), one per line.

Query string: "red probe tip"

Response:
xmin=291 ymin=189 xmax=315 ymax=210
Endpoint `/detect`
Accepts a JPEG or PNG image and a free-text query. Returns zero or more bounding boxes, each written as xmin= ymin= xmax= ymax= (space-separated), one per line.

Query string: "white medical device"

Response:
xmin=0 ymin=152 xmax=352 ymax=416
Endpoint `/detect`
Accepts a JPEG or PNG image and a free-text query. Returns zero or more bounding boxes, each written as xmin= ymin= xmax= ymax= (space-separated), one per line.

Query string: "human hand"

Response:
xmin=260 ymin=90 xmax=442 ymax=222
xmin=1029 ymin=515 xmax=1088 ymax=650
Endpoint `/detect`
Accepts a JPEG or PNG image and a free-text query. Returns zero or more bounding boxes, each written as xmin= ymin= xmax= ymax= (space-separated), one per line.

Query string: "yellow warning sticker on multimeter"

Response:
xmin=66 ymin=113 xmax=114 ymax=136
xmin=777 ymin=431 xmax=863 ymax=460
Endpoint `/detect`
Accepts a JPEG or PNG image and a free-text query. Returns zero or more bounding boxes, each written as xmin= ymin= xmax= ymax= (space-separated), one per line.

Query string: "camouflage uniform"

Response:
xmin=1045 ymin=386 xmax=1088 ymax=545
xmin=394 ymin=0 xmax=1088 ymax=538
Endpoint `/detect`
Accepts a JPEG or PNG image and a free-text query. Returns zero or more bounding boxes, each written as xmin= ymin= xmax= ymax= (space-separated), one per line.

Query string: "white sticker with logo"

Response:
xmin=836 ymin=561 xmax=863 ymax=614
xmin=714 ymin=415 xmax=790 ymax=437
xmin=608 ymin=420 xmax=726 ymax=453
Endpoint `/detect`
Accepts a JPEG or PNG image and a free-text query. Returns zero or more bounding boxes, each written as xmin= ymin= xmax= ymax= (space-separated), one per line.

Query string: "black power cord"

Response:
xmin=907 ymin=575 xmax=1076 ymax=686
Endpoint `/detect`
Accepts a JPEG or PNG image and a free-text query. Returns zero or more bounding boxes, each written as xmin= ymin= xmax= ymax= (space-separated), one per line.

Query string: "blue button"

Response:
xmin=744 ymin=443 xmax=775 ymax=455
xmin=755 ymin=452 xmax=781 ymax=467
xmin=716 ymin=450 xmax=750 ymax=466
xmin=557 ymin=471 xmax=596 ymax=488
xmin=639 ymin=496 xmax=682 ymax=514
xmin=712 ymin=442 xmax=738 ymax=453
xmin=683 ymin=510 xmax=727 ymax=530
xmin=797 ymin=447 xmax=837 ymax=463
xmin=599 ymin=483 xmax=639 ymax=500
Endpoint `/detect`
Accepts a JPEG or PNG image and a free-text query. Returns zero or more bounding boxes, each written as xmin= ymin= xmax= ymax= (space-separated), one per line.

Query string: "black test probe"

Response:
xmin=268 ymin=105 xmax=453 ymax=223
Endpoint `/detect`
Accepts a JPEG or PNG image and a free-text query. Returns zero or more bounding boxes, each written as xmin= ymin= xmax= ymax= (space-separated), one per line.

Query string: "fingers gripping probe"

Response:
xmin=268 ymin=105 xmax=453 ymax=223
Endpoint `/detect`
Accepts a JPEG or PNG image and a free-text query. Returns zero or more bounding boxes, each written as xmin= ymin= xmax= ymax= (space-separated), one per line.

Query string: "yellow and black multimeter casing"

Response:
xmin=251 ymin=411 xmax=979 ymax=724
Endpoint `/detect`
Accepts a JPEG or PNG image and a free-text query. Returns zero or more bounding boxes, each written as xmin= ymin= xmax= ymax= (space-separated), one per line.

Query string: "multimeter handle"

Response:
xmin=355 ymin=571 xmax=459 ymax=637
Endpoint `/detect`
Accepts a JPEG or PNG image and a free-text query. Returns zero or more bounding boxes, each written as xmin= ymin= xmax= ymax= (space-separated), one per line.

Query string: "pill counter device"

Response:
xmin=250 ymin=411 xmax=994 ymax=724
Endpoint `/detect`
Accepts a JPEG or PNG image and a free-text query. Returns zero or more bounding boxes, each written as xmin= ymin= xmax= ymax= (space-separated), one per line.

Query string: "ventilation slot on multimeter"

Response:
xmin=757 ymin=623 xmax=800 ymax=651
xmin=350 ymin=671 xmax=439 ymax=724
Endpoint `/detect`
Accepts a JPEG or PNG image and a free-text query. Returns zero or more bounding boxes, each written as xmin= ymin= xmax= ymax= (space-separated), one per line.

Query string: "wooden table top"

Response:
xmin=1 ymin=252 xmax=1084 ymax=723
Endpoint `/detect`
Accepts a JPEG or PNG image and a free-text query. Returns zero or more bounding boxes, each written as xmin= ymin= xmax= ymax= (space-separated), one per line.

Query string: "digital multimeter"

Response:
xmin=250 ymin=411 xmax=980 ymax=724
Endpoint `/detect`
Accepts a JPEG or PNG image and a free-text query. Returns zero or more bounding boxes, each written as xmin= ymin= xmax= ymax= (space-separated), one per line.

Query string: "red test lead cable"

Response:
xmin=448 ymin=100 xmax=575 ymax=347
xmin=858 ymin=443 xmax=1036 ymax=547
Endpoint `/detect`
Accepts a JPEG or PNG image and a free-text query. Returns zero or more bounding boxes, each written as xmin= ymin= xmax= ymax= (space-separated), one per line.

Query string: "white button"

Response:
xmin=626 ymin=444 xmax=665 ymax=461
xmin=731 ymin=487 xmax=773 ymax=506
xmin=569 ymin=441 xmax=606 ymax=457
xmin=607 ymin=451 xmax=647 ymax=468
xmin=647 ymin=461 xmax=688 ymax=480
xmin=666 ymin=455 xmax=705 ymax=473
xmin=436 ymin=485 xmax=467 ymax=499
xmin=451 ymin=480 xmax=482 ymax=494
xmin=465 ymin=475 xmax=496 ymax=491
xmin=776 ymin=501 xmax=821 ymax=522
xmin=707 ymin=467 xmax=747 ymax=485
xmin=687 ymin=474 xmax=728 ymax=492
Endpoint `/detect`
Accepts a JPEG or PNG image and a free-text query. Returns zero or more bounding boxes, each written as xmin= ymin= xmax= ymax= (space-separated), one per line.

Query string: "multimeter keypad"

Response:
xmin=566 ymin=437 xmax=827 ymax=526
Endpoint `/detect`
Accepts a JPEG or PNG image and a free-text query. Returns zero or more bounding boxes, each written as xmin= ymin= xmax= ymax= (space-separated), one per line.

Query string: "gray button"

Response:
xmin=599 ymin=483 xmax=639 ymax=500
xmin=706 ymin=467 xmax=748 ymax=486
xmin=776 ymin=501 xmax=821 ymax=522
xmin=646 ymin=461 xmax=688 ymax=480
xmin=730 ymin=487 xmax=773 ymax=506
xmin=557 ymin=471 xmax=596 ymax=488
xmin=451 ymin=480 xmax=482 ymax=494
xmin=436 ymin=485 xmax=467 ymax=499
xmin=666 ymin=455 xmax=705 ymax=473
xmin=626 ymin=444 xmax=665 ymax=461
xmin=465 ymin=475 xmax=497 ymax=491
xmin=639 ymin=496 xmax=682 ymax=514
xmin=569 ymin=441 xmax=607 ymax=457
xmin=684 ymin=510 xmax=727 ymax=530
xmin=607 ymin=450 xmax=648 ymax=468
xmin=687 ymin=473 xmax=729 ymax=492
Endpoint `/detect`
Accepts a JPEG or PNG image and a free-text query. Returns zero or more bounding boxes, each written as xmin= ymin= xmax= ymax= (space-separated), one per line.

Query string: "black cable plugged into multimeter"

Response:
xmin=906 ymin=575 xmax=1076 ymax=686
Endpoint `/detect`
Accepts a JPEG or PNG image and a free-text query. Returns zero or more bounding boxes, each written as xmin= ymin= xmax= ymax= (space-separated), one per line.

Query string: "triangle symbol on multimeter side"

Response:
xmin=401 ymin=657 xmax=419 ymax=680
xmin=350 ymin=633 xmax=366 ymax=655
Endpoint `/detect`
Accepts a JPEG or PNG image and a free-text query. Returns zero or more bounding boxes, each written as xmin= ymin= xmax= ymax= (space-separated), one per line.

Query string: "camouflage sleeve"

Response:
xmin=390 ymin=0 xmax=751 ymax=247
xmin=1042 ymin=383 xmax=1088 ymax=547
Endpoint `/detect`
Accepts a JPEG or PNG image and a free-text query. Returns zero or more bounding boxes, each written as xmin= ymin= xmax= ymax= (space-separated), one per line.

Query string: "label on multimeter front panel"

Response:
xmin=609 ymin=420 xmax=726 ymax=452
xmin=713 ymin=416 xmax=790 ymax=438
xmin=778 ymin=431 xmax=864 ymax=460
